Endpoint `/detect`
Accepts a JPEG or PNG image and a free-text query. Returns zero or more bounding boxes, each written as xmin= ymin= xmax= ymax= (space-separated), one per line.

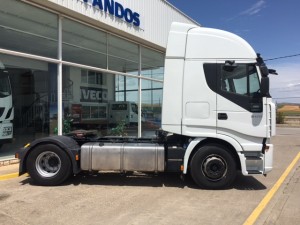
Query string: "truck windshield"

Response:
xmin=0 ymin=72 xmax=11 ymax=98
xmin=221 ymin=64 xmax=260 ymax=97
xmin=111 ymin=103 xmax=127 ymax=111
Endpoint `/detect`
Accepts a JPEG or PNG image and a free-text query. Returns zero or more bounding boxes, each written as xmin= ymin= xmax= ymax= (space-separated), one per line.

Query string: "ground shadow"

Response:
xmin=233 ymin=172 xmax=267 ymax=190
xmin=69 ymin=172 xmax=195 ymax=188
xmin=20 ymin=171 xmax=266 ymax=190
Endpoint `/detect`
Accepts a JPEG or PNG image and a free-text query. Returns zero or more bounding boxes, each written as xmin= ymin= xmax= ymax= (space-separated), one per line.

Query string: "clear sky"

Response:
xmin=167 ymin=0 xmax=300 ymax=103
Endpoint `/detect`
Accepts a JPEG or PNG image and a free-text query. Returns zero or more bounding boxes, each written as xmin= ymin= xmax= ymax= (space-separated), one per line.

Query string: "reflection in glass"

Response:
xmin=141 ymin=47 xmax=164 ymax=80
xmin=62 ymin=67 xmax=138 ymax=137
xmin=0 ymin=0 xmax=58 ymax=58
xmin=0 ymin=54 xmax=57 ymax=158
xmin=108 ymin=35 xmax=139 ymax=74
xmin=141 ymin=80 xmax=163 ymax=137
xmin=62 ymin=18 xmax=107 ymax=68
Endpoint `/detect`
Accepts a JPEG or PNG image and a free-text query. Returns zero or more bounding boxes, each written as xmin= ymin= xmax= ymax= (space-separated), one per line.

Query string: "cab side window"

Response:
xmin=203 ymin=63 xmax=262 ymax=112
xmin=221 ymin=64 xmax=260 ymax=97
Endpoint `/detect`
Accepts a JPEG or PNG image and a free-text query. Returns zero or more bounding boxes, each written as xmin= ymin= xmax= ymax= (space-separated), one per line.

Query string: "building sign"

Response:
xmin=83 ymin=0 xmax=140 ymax=27
xmin=80 ymin=87 xmax=108 ymax=102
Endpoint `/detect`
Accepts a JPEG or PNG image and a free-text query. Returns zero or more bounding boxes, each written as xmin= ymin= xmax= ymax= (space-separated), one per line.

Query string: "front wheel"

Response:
xmin=190 ymin=145 xmax=237 ymax=189
xmin=26 ymin=144 xmax=72 ymax=186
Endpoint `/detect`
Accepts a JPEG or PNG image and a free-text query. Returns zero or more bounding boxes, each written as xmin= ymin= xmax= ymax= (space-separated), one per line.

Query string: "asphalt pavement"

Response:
xmin=0 ymin=127 xmax=299 ymax=225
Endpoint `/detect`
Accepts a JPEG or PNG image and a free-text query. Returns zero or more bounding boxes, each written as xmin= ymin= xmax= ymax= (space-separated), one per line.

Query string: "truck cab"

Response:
xmin=162 ymin=22 xmax=275 ymax=177
xmin=0 ymin=62 xmax=14 ymax=148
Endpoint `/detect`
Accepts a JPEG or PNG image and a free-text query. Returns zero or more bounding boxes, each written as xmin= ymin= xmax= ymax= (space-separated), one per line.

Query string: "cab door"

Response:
xmin=216 ymin=61 xmax=267 ymax=142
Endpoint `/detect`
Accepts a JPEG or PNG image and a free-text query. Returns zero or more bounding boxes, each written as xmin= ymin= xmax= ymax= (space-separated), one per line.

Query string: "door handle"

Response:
xmin=218 ymin=113 xmax=228 ymax=120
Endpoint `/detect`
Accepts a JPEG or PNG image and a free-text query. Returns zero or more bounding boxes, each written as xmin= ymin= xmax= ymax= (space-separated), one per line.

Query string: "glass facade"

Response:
xmin=108 ymin=35 xmax=139 ymax=74
xmin=0 ymin=0 xmax=164 ymax=159
xmin=0 ymin=53 xmax=57 ymax=158
xmin=62 ymin=18 xmax=107 ymax=68
xmin=0 ymin=0 xmax=58 ymax=58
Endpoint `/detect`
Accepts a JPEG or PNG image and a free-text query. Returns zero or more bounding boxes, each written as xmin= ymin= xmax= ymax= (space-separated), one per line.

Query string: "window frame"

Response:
xmin=203 ymin=62 xmax=263 ymax=112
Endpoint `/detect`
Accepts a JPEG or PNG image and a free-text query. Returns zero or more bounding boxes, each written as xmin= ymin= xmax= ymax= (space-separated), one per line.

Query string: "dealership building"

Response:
xmin=0 ymin=0 xmax=199 ymax=159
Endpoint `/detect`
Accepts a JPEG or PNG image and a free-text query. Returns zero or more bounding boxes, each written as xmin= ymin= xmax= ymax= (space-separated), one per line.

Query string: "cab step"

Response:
xmin=247 ymin=170 xmax=263 ymax=174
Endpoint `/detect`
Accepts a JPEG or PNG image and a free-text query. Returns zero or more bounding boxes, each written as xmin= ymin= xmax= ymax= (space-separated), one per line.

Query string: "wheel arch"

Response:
xmin=183 ymin=136 xmax=242 ymax=174
xmin=20 ymin=136 xmax=81 ymax=175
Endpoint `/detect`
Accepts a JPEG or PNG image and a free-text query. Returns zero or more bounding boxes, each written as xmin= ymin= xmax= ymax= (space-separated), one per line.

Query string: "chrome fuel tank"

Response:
xmin=81 ymin=142 xmax=165 ymax=172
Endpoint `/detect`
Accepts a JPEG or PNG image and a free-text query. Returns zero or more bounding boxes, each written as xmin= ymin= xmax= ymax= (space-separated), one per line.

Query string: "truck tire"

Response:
xmin=26 ymin=144 xmax=72 ymax=186
xmin=190 ymin=144 xmax=237 ymax=189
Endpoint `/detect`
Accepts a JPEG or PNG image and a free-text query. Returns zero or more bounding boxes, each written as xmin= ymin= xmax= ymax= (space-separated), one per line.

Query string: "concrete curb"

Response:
xmin=277 ymin=124 xmax=300 ymax=128
xmin=0 ymin=158 xmax=20 ymax=167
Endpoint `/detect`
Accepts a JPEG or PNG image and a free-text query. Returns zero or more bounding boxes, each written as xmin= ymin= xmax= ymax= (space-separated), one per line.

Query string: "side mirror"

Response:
xmin=260 ymin=64 xmax=269 ymax=77
xmin=261 ymin=77 xmax=270 ymax=97
xmin=268 ymin=69 xmax=278 ymax=75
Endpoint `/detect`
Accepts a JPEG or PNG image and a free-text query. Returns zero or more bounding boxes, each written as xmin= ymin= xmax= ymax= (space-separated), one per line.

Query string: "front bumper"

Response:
xmin=264 ymin=144 xmax=273 ymax=174
xmin=238 ymin=143 xmax=273 ymax=175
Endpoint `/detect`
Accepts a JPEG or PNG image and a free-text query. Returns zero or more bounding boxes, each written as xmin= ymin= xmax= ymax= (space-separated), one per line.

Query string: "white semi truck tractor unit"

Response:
xmin=16 ymin=23 xmax=276 ymax=189
xmin=0 ymin=62 xmax=14 ymax=148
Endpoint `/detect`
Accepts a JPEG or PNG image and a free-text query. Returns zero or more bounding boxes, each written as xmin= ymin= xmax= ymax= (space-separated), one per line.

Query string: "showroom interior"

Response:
xmin=0 ymin=0 xmax=198 ymax=159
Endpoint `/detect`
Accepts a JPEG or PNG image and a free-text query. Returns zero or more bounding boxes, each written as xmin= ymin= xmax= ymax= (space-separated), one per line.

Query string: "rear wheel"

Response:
xmin=190 ymin=144 xmax=237 ymax=189
xmin=26 ymin=144 xmax=72 ymax=186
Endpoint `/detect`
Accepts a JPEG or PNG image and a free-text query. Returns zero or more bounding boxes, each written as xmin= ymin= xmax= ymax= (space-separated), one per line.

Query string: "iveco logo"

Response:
xmin=83 ymin=0 xmax=140 ymax=27
xmin=80 ymin=87 xmax=108 ymax=102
